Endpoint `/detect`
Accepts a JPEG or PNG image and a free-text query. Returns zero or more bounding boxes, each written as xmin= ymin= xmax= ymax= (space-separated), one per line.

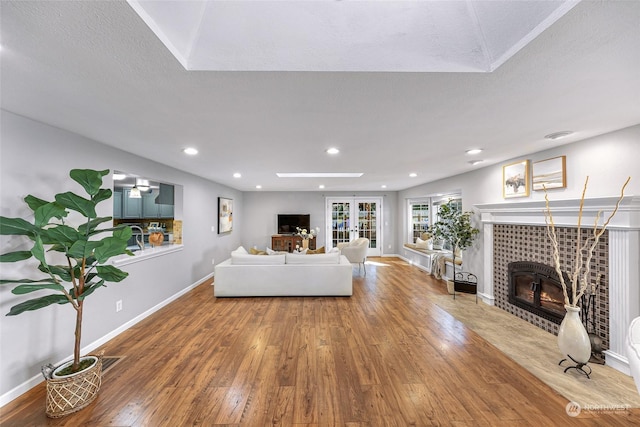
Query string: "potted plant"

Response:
xmin=429 ymin=200 xmax=480 ymax=294
xmin=0 ymin=169 xmax=132 ymax=417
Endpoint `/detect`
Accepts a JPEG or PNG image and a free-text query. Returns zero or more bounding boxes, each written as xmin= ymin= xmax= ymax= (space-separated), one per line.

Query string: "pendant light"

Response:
xmin=129 ymin=185 xmax=142 ymax=198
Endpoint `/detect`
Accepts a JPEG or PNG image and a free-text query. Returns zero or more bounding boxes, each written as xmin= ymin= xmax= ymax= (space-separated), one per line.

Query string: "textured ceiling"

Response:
xmin=1 ymin=1 xmax=639 ymax=192
xmin=128 ymin=0 xmax=577 ymax=72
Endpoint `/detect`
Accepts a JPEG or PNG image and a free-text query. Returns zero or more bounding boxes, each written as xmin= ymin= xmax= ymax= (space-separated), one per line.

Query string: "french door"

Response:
xmin=326 ymin=197 xmax=382 ymax=257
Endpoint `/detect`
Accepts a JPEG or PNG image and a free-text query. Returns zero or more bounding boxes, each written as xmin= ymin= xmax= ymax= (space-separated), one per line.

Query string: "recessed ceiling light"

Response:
xmin=319 ymin=184 xmax=325 ymax=189
xmin=182 ymin=147 xmax=198 ymax=155
xmin=113 ymin=173 xmax=126 ymax=180
xmin=381 ymin=185 xmax=387 ymax=189
xmin=276 ymin=172 xmax=363 ymax=178
xmin=544 ymin=131 xmax=574 ymax=140
xmin=409 ymin=173 xmax=417 ymax=177
xmin=466 ymin=148 xmax=483 ymax=155
xmin=233 ymin=172 xmax=242 ymax=178
xmin=326 ymin=147 xmax=340 ymax=155
xmin=255 ymin=185 xmax=262 ymax=189
xmin=468 ymin=160 xmax=484 ymax=165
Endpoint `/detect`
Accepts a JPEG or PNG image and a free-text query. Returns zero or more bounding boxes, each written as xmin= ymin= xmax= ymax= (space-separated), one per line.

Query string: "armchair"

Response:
xmin=337 ymin=238 xmax=369 ymax=276
xmin=627 ymin=316 xmax=640 ymax=394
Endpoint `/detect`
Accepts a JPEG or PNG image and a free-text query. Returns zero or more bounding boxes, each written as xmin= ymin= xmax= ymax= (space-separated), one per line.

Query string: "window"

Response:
xmin=432 ymin=197 xmax=462 ymax=250
xmin=408 ymin=199 xmax=430 ymax=243
xmin=406 ymin=194 xmax=462 ymax=247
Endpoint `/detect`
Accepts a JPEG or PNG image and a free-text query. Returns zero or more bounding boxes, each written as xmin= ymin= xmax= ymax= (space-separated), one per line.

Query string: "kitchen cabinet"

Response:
xmin=113 ymin=189 xmax=123 ymax=219
xmin=122 ymin=189 xmax=143 ymax=218
xmin=142 ymin=189 xmax=174 ymax=218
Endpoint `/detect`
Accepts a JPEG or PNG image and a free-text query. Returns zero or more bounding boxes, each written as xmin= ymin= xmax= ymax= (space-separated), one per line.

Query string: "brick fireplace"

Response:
xmin=476 ymin=196 xmax=640 ymax=375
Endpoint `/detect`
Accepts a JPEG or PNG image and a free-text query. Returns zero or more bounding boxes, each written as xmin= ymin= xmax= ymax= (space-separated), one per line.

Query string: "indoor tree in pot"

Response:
xmin=429 ymin=200 xmax=480 ymax=294
xmin=0 ymin=169 xmax=132 ymax=417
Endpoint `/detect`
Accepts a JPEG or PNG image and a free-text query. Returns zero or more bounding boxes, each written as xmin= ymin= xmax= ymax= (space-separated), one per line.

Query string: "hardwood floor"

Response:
xmin=2 ymin=257 xmax=639 ymax=426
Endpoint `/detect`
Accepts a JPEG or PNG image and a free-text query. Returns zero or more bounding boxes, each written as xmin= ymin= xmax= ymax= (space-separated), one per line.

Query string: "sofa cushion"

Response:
xmin=307 ymin=246 xmax=326 ymax=254
xmin=231 ymin=253 xmax=285 ymax=265
xmin=286 ymin=252 xmax=340 ymax=264
xmin=266 ymin=247 xmax=288 ymax=255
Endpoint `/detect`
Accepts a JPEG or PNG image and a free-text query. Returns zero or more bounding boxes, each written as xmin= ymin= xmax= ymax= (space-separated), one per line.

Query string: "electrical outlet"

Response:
xmin=211 ymin=258 xmax=215 ymax=265
xmin=116 ymin=300 xmax=122 ymax=312
xmin=211 ymin=226 xmax=215 ymax=232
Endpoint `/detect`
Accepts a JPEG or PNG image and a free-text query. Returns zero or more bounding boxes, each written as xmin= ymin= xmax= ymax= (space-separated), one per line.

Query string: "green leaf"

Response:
xmin=0 ymin=217 xmax=35 ymax=236
xmin=68 ymin=239 xmax=103 ymax=259
xmin=31 ymin=235 xmax=47 ymax=267
xmin=0 ymin=251 xmax=33 ymax=262
xmin=78 ymin=217 xmax=113 ymax=235
xmin=70 ymin=169 xmax=109 ymax=197
xmin=12 ymin=283 xmax=65 ymax=294
xmin=41 ymin=225 xmax=80 ymax=246
xmin=40 ymin=264 xmax=73 ymax=282
xmin=78 ymin=280 xmax=105 ymax=301
xmin=113 ymin=225 xmax=133 ymax=241
xmin=24 ymin=195 xmax=50 ymax=213
xmin=93 ymin=237 xmax=129 ymax=263
xmin=55 ymin=192 xmax=97 ymax=219
xmin=92 ymin=188 xmax=112 ymax=204
xmin=6 ymin=294 xmax=70 ymax=316
xmin=96 ymin=265 xmax=129 ymax=282
xmin=34 ymin=203 xmax=68 ymax=228
xmin=0 ymin=278 xmax=53 ymax=285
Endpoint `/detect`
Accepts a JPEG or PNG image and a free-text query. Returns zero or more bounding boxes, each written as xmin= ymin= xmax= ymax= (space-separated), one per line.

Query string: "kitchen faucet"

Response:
xmin=129 ymin=226 xmax=145 ymax=251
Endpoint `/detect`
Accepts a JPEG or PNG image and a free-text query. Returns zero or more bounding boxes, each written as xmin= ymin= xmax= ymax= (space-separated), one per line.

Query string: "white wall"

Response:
xmin=398 ymin=124 xmax=640 ymax=294
xmin=0 ymin=110 xmax=243 ymax=400
xmin=242 ymin=191 xmax=398 ymax=254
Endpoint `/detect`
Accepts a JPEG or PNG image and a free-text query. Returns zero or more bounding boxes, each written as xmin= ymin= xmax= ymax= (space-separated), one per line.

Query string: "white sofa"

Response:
xmin=214 ymin=251 xmax=353 ymax=297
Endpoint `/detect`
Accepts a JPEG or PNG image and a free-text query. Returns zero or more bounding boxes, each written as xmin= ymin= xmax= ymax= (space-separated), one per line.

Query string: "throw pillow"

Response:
xmin=249 ymin=247 xmax=267 ymax=255
xmin=232 ymin=245 xmax=248 ymax=254
xmin=415 ymin=237 xmax=432 ymax=250
xmin=306 ymin=246 xmax=325 ymax=254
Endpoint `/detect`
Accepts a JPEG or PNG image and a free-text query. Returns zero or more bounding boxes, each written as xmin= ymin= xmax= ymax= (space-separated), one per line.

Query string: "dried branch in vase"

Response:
xmin=543 ymin=176 xmax=630 ymax=307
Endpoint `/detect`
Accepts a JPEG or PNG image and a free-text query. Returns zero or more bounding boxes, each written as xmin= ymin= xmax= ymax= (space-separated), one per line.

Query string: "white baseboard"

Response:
xmin=0 ymin=273 xmax=213 ymax=408
xmin=477 ymin=292 xmax=495 ymax=305
xmin=603 ymin=350 xmax=631 ymax=376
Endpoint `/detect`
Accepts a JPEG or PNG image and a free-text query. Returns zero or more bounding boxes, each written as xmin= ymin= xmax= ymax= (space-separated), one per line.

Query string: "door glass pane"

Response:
xmin=358 ymin=202 xmax=377 ymax=249
xmin=331 ymin=202 xmax=350 ymax=248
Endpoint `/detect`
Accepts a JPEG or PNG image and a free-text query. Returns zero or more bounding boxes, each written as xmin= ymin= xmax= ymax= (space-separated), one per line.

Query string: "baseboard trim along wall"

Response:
xmin=0 ymin=272 xmax=215 ymax=408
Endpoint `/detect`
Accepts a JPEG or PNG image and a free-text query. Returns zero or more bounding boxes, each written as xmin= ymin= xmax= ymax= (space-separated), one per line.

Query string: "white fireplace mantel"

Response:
xmin=476 ymin=196 xmax=640 ymax=229
xmin=474 ymin=196 xmax=640 ymax=375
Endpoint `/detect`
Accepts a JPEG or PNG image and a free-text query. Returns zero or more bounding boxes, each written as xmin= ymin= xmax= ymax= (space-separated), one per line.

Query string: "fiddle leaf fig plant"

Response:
xmin=0 ymin=169 xmax=132 ymax=373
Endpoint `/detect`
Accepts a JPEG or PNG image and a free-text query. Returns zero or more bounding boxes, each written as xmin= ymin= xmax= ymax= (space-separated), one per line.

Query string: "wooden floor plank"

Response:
xmin=2 ymin=257 xmax=639 ymax=426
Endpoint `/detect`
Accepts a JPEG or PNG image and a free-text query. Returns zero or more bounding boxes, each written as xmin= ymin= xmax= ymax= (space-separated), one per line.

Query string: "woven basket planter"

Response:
xmin=43 ymin=353 xmax=103 ymax=418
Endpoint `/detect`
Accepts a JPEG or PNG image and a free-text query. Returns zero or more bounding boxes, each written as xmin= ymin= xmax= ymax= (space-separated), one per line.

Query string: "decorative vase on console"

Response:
xmin=296 ymin=226 xmax=319 ymax=251
xmin=544 ymin=176 xmax=630 ymax=377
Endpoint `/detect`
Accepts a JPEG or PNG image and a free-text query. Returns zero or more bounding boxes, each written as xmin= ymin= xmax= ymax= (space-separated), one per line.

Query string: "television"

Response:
xmin=277 ymin=214 xmax=310 ymax=235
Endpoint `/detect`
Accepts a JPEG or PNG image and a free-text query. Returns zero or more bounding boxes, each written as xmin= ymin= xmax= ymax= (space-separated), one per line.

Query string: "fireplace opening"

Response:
xmin=508 ymin=261 xmax=572 ymax=324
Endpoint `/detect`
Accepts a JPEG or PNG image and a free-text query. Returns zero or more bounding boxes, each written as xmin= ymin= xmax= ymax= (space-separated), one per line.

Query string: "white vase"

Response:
xmin=557 ymin=305 xmax=592 ymax=364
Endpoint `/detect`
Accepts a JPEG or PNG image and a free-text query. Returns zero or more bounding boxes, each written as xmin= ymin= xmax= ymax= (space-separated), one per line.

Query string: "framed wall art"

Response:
xmin=503 ymin=160 xmax=530 ymax=198
xmin=218 ymin=197 xmax=233 ymax=234
xmin=533 ymin=156 xmax=566 ymax=191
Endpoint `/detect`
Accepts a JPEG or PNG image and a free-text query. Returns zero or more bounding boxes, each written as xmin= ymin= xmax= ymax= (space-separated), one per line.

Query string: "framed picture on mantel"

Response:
xmin=533 ymin=156 xmax=567 ymax=191
xmin=218 ymin=197 xmax=233 ymax=234
xmin=503 ymin=159 xmax=530 ymax=198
